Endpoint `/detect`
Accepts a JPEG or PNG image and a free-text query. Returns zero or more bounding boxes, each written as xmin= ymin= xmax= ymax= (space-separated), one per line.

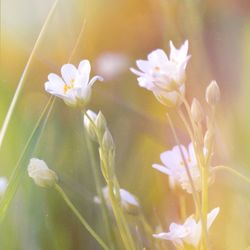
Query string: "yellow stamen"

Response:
xmin=63 ymin=79 xmax=75 ymax=94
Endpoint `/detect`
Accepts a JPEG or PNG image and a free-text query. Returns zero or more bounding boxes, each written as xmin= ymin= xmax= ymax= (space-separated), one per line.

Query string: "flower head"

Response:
xmin=153 ymin=143 xmax=213 ymax=193
xmin=94 ymin=186 xmax=140 ymax=215
xmin=131 ymin=40 xmax=190 ymax=107
xmin=45 ymin=60 xmax=103 ymax=108
xmin=28 ymin=158 xmax=58 ymax=188
xmin=153 ymin=207 xmax=220 ymax=248
xmin=0 ymin=177 xmax=8 ymax=198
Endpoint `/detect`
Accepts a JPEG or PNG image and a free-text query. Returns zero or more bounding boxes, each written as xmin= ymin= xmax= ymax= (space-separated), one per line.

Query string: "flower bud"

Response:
xmin=205 ymin=80 xmax=220 ymax=106
xmin=191 ymin=98 xmax=204 ymax=123
xmin=204 ymin=130 xmax=214 ymax=150
xmin=102 ymin=129 xmax=115 ymax=152
xmin=0 ymin=177 xmax=8 ymax=198
xmin=96 ymin=111 xmax=107 ymax=137
xmin=28 ymin=158 xmax=58 ymax=188
xmin=83 ymin=110 xmax=98 ymax=141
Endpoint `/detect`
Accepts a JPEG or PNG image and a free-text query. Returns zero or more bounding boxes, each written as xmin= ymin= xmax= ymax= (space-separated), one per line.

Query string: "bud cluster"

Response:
xmin=84 ymin=110 xmax=115 ymax=180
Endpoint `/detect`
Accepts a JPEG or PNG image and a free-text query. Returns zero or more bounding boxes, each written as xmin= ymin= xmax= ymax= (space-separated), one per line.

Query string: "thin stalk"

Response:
xmin=179 ymin=95 xmax=209 ymax=249
xmin=0 ymin=0 xmax=58 ymax=150
xmin=107 ymin=183 xmax=135 ymax=250
xmin=55 ymin=184 xmax=109 ymax=250
xmin=84 ymin=131 xmax=116 ymax=249
xmin=201 ymin=164 xmax=208 ymax=250
xmin=84 ymin=111 xmax=136 ymax=250
xmin=212 ymin=165 xmax=250 ymax=185
xmin=166 ymin=113 xmax=201 ymax=216
xmin=177 ymin=109 xmax=195 ymax=143
xmin=68 ymin=19 xmax=86 ymax=63
xmin=138 ymin=214 xmax=160 ymax=249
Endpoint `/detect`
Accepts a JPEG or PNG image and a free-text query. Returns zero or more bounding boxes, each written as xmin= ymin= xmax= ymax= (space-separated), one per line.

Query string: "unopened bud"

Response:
xmin=205 ymin=80 xmax=220 ymax=106
xmin=28 ymin=158 xmax=58 ymax=188
xmin=191 ymin=98 xmax=204 ymax=123
xmin=102 ymin=129 xmax=115 ymax=152
xmin=204 ymin=130 xmax=214 ymax=150
xmin=83 ymin=110 xmax=98 ymax=141
xmin=96 ymin=111 xmax=107 ymax=137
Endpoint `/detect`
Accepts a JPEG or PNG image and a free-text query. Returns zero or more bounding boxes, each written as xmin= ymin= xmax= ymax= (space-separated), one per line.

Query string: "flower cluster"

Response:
xmin=25 ymin=40 xmax=222 ymax=250
xmin=131 ymin=40 xmax=221 ymax=249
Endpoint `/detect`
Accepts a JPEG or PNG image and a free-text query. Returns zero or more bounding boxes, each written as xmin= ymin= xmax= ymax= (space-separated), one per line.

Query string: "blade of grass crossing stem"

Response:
xmin=0 ymin=0 xmax=58 ymax=151
xmin=0 ymin=97 xmax=55 ymax=221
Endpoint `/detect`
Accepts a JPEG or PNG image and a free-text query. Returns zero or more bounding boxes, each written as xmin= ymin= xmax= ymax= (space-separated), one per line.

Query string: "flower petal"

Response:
xmin=207 ymin=207 xmax=220 ymax=229
xmin=130 ymin=67 xmax=144 ymax=77
xmin=136 ymin=60 xmax=151 ymax=72
xmin=61 ymin=64 xmax=78 ymax=85
xmin=45 ymin=77 xmax=64 ymax=96
xmin=88 ymin=75 xmax=103 ymax=86
xmin=148 ymin=49 xmax=169 ymax=63
xmin=78 ymin=60 xmax=91 ymax=85
xmin=152 ymin=164 xmax=171 ymax=175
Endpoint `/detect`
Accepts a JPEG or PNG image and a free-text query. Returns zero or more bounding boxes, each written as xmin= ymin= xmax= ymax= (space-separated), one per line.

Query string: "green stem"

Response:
xmin=201 ymin=165 xmax=208 ymax=250
xmin=84 ymin=131 xmax=116 ymax=249
xmin=166 ymin=113 xmax=201 ymax=216
xmin=179 ymin=95 xmax=208 ymax=250
xmin=107 ymin=182 xmax=135 ymax=250
xmin=55 ymin=184 xmax=109 ymax=250
xmin=84 ymin=111 xmax=136 ymax=250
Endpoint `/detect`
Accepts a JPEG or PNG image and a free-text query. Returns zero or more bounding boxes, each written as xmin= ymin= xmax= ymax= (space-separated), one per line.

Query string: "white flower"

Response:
xmin=94 ymin=186 xmax=140 ymax=214
xmin=153 ymin=143 xmax=213 ymax=193
xmin=45 ymin=60 xmax=103 ymax=108
xmin=0 ymin=177 xmax=8 ymax=198
xmin=95 ymin=52 xmax=129 ymax=80
xmin=28 ymin=158 xmax=58 ymax=188
xmin=131 ymin=40 xmax=190 ymax=107
xmin=153 ymin=207 xmax=220 ymax=248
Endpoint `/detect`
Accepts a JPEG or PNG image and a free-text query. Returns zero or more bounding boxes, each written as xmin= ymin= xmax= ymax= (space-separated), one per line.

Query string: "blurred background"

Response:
xmin=1 ymin=0 xmax=250 ymax=249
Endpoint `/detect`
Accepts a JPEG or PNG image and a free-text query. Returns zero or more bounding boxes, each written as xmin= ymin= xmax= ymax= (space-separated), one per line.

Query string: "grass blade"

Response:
xmin=0 ymin=97 xmax=55 ymax=221
xmin=0 ymin=0 xmax=58 ymax=151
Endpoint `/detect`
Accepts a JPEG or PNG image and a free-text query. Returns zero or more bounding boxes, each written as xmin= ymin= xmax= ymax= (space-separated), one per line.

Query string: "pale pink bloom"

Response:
xmin=45 ymin=60 xmax=103 ymax=108
xmin=153 ymin=143 xmax=213 ymax=193
xmin=131 ymin=40 xmax=190 ymax=107
xmin=153 ymin=207 xmax=220 ymax=248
